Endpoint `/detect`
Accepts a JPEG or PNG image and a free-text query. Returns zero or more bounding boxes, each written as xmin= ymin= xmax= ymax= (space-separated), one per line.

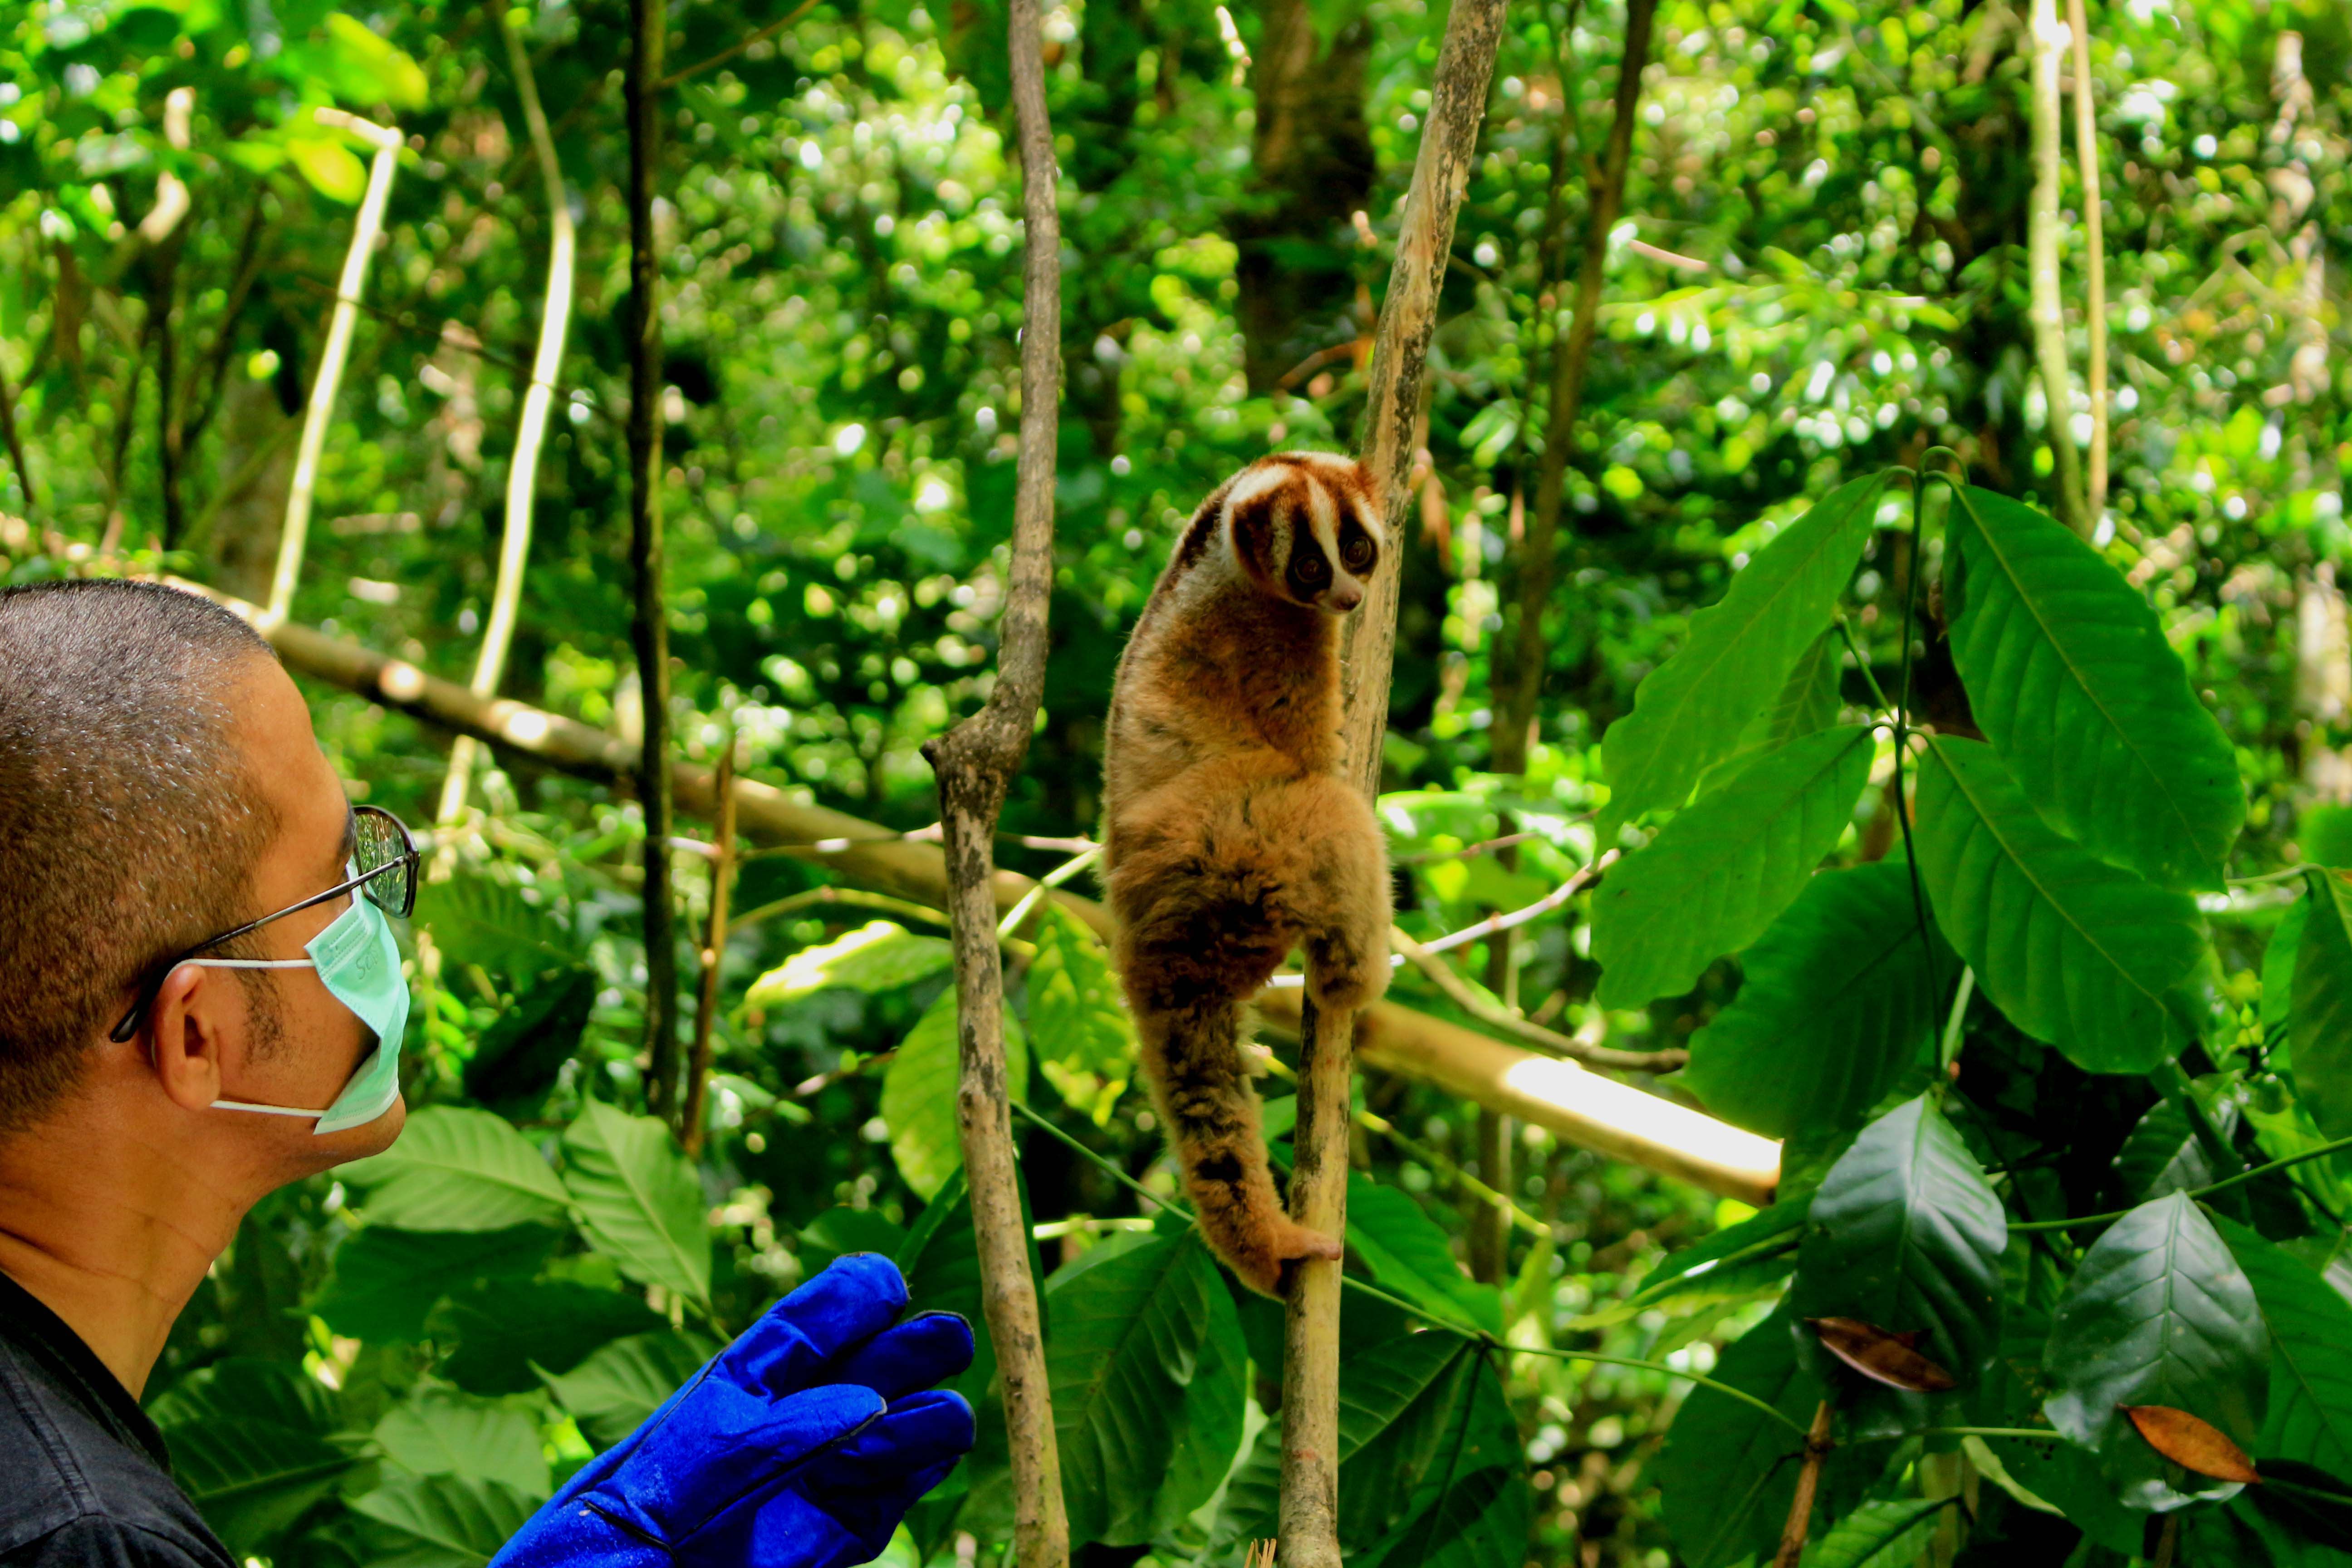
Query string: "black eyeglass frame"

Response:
xmin=108 ymin=804 xmax=420 ymax=1044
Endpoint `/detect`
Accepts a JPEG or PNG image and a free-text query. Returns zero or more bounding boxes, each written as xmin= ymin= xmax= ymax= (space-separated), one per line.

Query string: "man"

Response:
xmin=0 ymin=581 xmax=971 ymax=1567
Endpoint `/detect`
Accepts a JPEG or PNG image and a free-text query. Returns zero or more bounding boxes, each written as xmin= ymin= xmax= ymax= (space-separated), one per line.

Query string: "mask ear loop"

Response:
xmin=176 ymin=959 xmax=330 ymax=1117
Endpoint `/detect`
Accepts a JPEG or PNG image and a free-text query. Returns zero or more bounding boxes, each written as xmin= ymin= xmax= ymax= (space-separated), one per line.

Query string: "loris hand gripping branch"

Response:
xmin=1100 ymin=452 xmax=1392 ymax=1295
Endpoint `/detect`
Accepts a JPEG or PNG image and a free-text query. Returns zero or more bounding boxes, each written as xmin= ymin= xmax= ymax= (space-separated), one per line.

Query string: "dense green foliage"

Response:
xmin=7 ymin=0 xmax=2352 ymax=1561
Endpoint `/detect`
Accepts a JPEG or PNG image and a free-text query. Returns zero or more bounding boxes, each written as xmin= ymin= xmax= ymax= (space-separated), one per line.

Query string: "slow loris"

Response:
xmin=1101 ymin=451 xmax=1393 ymax=1295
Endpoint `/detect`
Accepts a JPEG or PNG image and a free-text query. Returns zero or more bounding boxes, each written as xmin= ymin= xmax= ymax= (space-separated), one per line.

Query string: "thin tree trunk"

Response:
xmin=1497 ymin=0 xmax=1656 ymax=762
xmin=1770 ymin=1399 xmax=1837 ymax=1567
xmin=681 ymin=730 xmax=737 ymax=1159
xmin=917 ymin=0 xmax=1068 ymax=1558
xmin=172 ymin=574 xmax=1787 ymax=1204
xmin=436 ymin=4 xmax=580 ymax=843
xmin=0 ymin=350 xmax=30 ymax=513
xmin=2065 ymin=0 xmax=2107 ymax=522
xmin=626 ymin=0 xmax=681 ymax=1122
xmin=264 ymin=108 xmax=403 ymax=626
xmin=1278 ymin=3 xmax=1505 ymax=1560
xmin=2027 ymin=0 xmax=2088 ymax=535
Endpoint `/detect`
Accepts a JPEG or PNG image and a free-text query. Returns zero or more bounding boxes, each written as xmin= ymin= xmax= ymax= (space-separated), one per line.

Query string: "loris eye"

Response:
xmin=1294 ymin=553 xmax=1327 ymax=582
xmin=1342 ymin=535 xmax=1373 ymax=569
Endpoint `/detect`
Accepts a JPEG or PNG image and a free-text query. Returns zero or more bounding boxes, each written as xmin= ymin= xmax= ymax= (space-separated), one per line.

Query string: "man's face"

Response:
xmin=204 ymin=658 xmax=406 ymax=1164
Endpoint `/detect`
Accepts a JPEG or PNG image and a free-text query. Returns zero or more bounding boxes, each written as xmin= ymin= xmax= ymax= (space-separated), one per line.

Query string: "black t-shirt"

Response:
xmin=0 ymin=1271 xmax=233 ymax=1568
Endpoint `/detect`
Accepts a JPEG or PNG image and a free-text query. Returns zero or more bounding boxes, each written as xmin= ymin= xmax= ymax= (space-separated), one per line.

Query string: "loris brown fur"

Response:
xmin=1101 ymin=452 xmax=1393 ymax=1296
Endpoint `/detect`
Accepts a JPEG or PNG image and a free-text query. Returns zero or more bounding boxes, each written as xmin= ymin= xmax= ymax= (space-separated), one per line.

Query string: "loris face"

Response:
xmin=1221 ymin=452 xmax=1384 ymax=614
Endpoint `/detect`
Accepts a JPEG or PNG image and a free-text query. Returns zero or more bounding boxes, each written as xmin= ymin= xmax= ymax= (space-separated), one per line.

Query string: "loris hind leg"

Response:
xmin=1126 ymin=979 xmax=1343 ymax=1296
xmin=1255 ymin=774 xmax=1392 ymax=1015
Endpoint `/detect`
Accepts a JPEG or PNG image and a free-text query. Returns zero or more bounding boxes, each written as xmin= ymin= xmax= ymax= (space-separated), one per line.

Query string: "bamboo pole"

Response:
xmin=2067 ymin=0 xmax=2107 ymax=523
xmin=625 ymin=0 xmax=682 ymax=1123
xmin=2027 ymin=0 xmax=2089 ymax=535
xmin=263 ymin=108 xmax=403 ymax=629
xmin=435 ymin=5 xmax=579 ymax=843
xmin=916 ymin=0 xmax=1068 ymax=1558
xmin=1278 ymin=4 xmax=1506 ymax=1562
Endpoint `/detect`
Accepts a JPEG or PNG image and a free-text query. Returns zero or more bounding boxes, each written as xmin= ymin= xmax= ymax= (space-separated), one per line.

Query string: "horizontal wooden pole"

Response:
xmin=176 ymin=577 xmax=1782 ymax=1204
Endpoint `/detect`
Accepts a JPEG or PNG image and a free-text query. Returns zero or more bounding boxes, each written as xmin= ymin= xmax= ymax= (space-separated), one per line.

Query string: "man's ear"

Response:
xmin=147 ymin=963 xmax=227 ymax=1112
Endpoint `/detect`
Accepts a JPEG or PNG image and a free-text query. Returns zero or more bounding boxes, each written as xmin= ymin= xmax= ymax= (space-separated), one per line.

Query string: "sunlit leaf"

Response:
xmin=879 ymin=986 xmax=1026 ymax=1201
xmin=562 ymin=1102 xmax=712 ymax=1304
xmin=372 ymin=1392 xmax=552 ymax=1500
xmin=1028 ymin=905 xmax=1134 ymax=1124
xmin=347 ymin=1473 xmax=540 ymax=1568
xmin=285 ymin=136 xmax=367 ymax=203
xmin=1346 ymin=1173 xmax=1501 ymax=1336
xmin=540 ymin=1330 xmax=718 ymax=1449
xmin=744 ymin=918 xmax=953 ymax=1007
xmin=412 ymin=875 xmax=570 ymax=986
xmin=337 ymin=1106 xmax=571 ymax=1232
xmin=2290 ymin=868 xmax=2352 ymax=1138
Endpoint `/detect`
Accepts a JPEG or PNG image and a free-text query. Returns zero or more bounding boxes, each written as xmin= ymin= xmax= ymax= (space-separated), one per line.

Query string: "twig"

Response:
xmin=1771 ymin=1398 xmax=1837 ymax=1567
xmin=916 ymin=0 xmax=1068 ymax=1557
xmin=2025 ymin=0 xmax=2089 ymax=534
xmin=625 ymin=0 xmax=682 ymax=1123
xmin=731 ymin=886 xmax=955 ymax=934
xmin=2068 ymin=0 xmax=2108 ymax=522
xmin=1280 ymin=3 xmax=1504 ymax=1562
xmin=436 ymin=5 xmax=580 ymax=843
xmin=263 ymin=108 xmax=404 ymax=627
xmin=681 ymin=728 xmax=737 ymax=1159
xmin=658 ymin=0 xmax=823 ymax=89
xmin=1389 ymin=923 xmax=1684 ymax=1071
xmin=1417 ymin=852 xmax=1617 ymax=957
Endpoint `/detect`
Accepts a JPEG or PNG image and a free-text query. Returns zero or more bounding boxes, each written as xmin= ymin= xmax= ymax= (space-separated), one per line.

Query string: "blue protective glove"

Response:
xmin=489 ymin=1254 xmax=976 ymax=1568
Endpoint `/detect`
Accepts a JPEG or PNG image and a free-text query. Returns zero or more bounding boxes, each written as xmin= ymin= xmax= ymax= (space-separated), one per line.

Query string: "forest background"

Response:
xmin=5 ymin=0 xmax=2352 ymax=1563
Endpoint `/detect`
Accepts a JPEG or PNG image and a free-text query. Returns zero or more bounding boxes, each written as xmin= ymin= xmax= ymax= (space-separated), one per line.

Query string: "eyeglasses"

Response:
xmin=109 ymin=805 xmax=419 ymax=1044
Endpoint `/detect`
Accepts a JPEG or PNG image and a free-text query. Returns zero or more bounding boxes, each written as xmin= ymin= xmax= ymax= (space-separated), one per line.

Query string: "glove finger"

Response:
xmin=827 ymin=1311 xmax=975 ymax=1401
xmin=624 ymin=1381 xmax=886 ymax=1532
xmin=717 ymin=1254 xmax=911 ymax=1394
xmin=766 ymin=1391 xmax=978 ymax=1560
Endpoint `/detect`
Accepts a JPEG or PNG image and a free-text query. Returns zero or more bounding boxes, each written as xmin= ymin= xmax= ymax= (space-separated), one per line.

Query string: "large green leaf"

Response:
xmin=372 ymin=1392 xmax=552 ymax=1500
xmin=1799 ymin=1498 xmax=1956 ymax=1567
xmin=1682 ymin=861 xmax=1952 ymax=1139
xmin=310 ymin=1224 xmax=557 ymax=1343
xmin=880 ymin=987 xmax=1027 ymax=1201
xmin=346 ymin=1473 xmax=540 ymax=1568
xmin=1356 ymin=1464 xmax=1531 ymax=1568
xmin=1588 ymin=1196 xmax=1809 ymax=1325
xmin=1147 ymin=1255 xmax=1250 ymax=1534
xmin=147 ymin=1358 xmax=338 ymax=1436
xmin=1594 ymin=725 xmax=1876 ymax=1007
xmin=1701 ymin=629 xmax=1849 ymax=795
xmin=1045 ymin=1229 xmax=1231 ymax=1546
xmin=160 ymin=1416 xmax=353 ymax=1556
xmin=745 ymin=918 xmax=953 ymax=1007
xmin=541 ymin=1330 xmax=719 ymax=1449
xmin=462 ymin=964 xmax=596 ymax=1116
xmin=337 ymin=1107 xmax=571 ymax=1232
xmin=414 ymin=876 xmax=572 ymax=985
xmin=2265 ymin=893 xmax=2311 ymax=1034
xmin=1346 ymin=1173 xmax=1502 ymax=1336
xmin=1028 ymin=906 xmax=1135 ymax=1124
xmin=429 ymin=1281 xmax=666 ymax=1395
xmin=2110 ymin=1088 xmax=2243 ymax=1209
xmin=2291 ymin=869 xmax=2352 ymax=1138
xmin=2212 ymin=1216 xmax=2352 ymax=1484
xmin=2043 ymin=1191 xmax=2269 ymax=1509
xmin=1942 ymin=485 xmax=2243 ymax=889
xmin=1789 ymin=1095 xmax=2007 ymax=1399
xmin=1600 ymin=472 xmax=1890 ymax=833
xmin=562 ymin=1102 xmax=712 ymax=1304
xmin=1656 ymin=1305 xmax=1844 ymax=1568
xmin=1915 ymin=736 xmax=2205 ymax=1073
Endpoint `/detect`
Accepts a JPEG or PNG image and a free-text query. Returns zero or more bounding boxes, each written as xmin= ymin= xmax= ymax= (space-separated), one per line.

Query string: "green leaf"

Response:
xmin=160 ymin=1416 xmax=353 ymax=1556
xmin=463 ymin=964 xmax=596 ymax=1116
xmin=2264 ymin=895 xmax=2309 ymax=1034
xmin=2210 ymin=1215 xmax=2352 ymax=1484
xmin=147 ymin=1358 xmax=338 ymax=1436
xmin=1045 ymin=1230 xmax=1231 ymax=1546
xmin=372 ymin=1392 xmax=552 ymax=1500
xmin=310 ymin=1224 xmax=557 ymax=1343
xmin=879 ymin=987 xmax=1027 ymax=1202
xmin=2111 ymin=1091 xmax=2242 ymax=1207
xmin=798 ymin=1205 xmax=909 ymax=1274
xmin=337 ymin=1107 xmax=571 ymax=1232
xmin=314 ymin=13 xmax=431 ymax=110
xmin=1699 ymin=629 xmax=1847 ymax=794
xmin=2291 ymin=869 xmax=2352 ymax=1138
xmin=347 ymin=1473 xmax=540 ymax=1568
xmin=744 ymin=919 xmax=953 ymax=1007
xmin=285 ymin=136 xmax=367 ymax=203
xmin=1147 ymin=1256 xmax=1250 ymax=1534
xmin=2043 ymin=1191 xmax=2269 ymax=1509
xmin=1600 ymin=472 xmax=1889 ymax=833
xmin=1356 ymin=1465 xmax=1531 ymax=1568
xmin=1656 ymin=1306 xmax=1842 ymax=1568
xmin=1789 ymin=1095 xmax=2006 ymax=1403
xmin=1943 ymin=485 xmax=2244 ymax=888
xmin=1343 ymin=1346 xmax=1521 ymax=1551
xmin=414 ymin=876 xmax=571 ymax=986
xmin=1682 ymin=861 xmax=1952 ymax=1139
xmin=1915 ymin=736 xmax=2205 ymax=1073
xmin=1799 ymin=1498 xmax=1956 ymax=1567
xmin=429 ymin=1282 xmax=665 ymax=1395
xmin=540 ymin=1330 xmax=719 ymax=1448
xmin=1594 ymin=725 xmax=1876 ymax=1008
xmin=1601 ymin=1196 xmax=1809 ymax=1322
xmin=1346 ymin=1173 xmax=1502 ymax=1336
xmin=1028 ymin=906 xmax=1135 ymax=1124
xmin=562 ymin=1102 xmax=713 ymax=1304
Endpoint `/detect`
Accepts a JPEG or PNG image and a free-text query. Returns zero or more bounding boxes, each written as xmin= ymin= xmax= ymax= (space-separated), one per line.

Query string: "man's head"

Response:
xmin=0 ymin=581 xmax=402 ymax=1166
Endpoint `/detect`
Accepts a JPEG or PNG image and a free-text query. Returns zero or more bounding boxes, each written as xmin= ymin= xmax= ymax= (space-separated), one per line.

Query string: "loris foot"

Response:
xmin=1305 ymin=926 xmax=1390 ymax=1014
xmin=1213 ymin=1214 xmax=1345 ymax=1298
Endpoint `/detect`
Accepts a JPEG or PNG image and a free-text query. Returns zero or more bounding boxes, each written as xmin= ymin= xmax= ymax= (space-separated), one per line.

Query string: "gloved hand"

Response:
xmin=490 ymin=1253 xmax=976 ymax=1568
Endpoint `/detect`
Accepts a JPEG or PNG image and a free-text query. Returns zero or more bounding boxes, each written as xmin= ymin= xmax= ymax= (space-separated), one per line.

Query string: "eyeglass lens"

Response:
xmin=354 ymin=807 xmax=417 ymax=917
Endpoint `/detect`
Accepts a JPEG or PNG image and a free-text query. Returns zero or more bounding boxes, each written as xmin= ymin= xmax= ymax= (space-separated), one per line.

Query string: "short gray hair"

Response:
xmin=0 ymin=581 xmax=280 ymax=1135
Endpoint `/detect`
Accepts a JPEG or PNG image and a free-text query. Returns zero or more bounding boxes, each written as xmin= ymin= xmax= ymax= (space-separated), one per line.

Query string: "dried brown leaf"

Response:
xmin=1805 ymin=1315 xmax=1960 ymax=1392
xmin=2121 ymin=1405 xmax=2262 ymax=1484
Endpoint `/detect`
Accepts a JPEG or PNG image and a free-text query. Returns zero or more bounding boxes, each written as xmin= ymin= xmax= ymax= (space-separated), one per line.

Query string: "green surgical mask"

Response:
xmin=192 ymin=894 xmax=410 ymax=1135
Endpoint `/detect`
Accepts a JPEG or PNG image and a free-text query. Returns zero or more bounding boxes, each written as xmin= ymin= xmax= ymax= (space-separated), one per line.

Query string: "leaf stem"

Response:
xmin=2009 ymin=1134 xmax=2352 ymax=1231
xmin=1939 ymin=966 xmax=1976 ymax=1073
